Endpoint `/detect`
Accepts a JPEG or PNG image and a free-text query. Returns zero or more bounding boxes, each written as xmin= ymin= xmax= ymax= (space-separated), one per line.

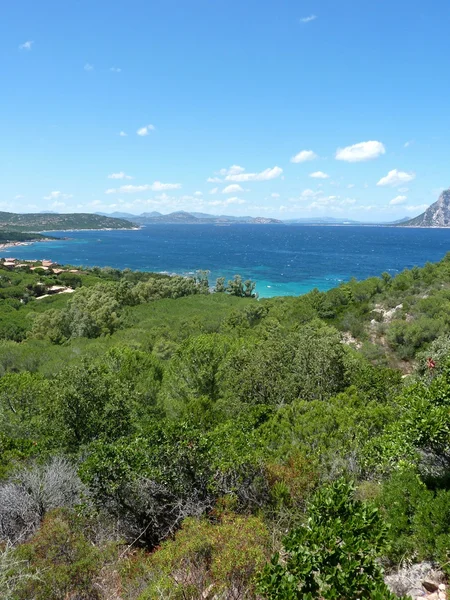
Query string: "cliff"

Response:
xmin=402 ymin=189 xmax=450 ymax=227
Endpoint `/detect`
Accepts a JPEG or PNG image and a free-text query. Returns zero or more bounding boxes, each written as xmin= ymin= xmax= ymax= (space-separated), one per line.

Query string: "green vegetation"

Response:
xmin=0 ymin=256 xmax=450 ymax=598
xmin=0 ymin=210 xmax=134 ymax=231
xmin=0 ymin=231 xmax=57 ymax=243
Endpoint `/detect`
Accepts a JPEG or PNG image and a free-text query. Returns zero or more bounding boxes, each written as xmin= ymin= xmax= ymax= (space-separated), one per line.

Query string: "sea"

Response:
xmin=6 ymin=225 xmax=450 ymax=298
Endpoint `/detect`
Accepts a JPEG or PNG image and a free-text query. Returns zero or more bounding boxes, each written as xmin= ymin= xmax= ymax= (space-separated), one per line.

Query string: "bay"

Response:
xmin=6 ymin=224 xmax=450 ymax=298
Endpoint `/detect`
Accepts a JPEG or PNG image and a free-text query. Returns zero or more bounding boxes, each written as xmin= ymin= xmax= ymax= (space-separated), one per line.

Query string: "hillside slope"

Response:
xmin=401 ymin=188 xmax=450 ymax=227
xmin=0 ymin=212 xmax=135 ymax=231
xmin=127 ymin=211 xmax=282 ymax=225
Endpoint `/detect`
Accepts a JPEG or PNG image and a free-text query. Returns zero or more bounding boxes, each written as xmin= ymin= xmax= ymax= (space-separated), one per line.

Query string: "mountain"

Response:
xmin=283 ymin=216 xmax=360 ymax=225
xmin=140 ymin=211 xmax=163 ymax=218
xmin=401 ymin=189 xmax=450 ymax=227
xmin=96 ymin=211 xmax=137 ymax=219
xmin=0 ymin=212 xmax=135 ymax=232
xmin=129 ymin=211 xmax=282 ymax=225
xmin=387 ymin=217 xmax=411 ymax=225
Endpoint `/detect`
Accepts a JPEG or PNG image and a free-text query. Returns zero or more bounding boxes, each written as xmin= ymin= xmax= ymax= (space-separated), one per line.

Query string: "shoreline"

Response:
xmin=37 ymin=226 xmax=140 ymax=233
xmin=0 ymin=238 xmax=57 ymax=251
xmin=0 ymin=226 xmax=140 ymax=251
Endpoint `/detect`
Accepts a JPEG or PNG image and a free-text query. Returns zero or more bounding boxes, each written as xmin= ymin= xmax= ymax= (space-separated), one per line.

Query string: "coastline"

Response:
xmin=0 ymin=238 xmax=56 ymax=251
xmin=37 ymin=226 xmax=140 ymax=233
xmin=0 ymin=227 xmax=139 ymax=252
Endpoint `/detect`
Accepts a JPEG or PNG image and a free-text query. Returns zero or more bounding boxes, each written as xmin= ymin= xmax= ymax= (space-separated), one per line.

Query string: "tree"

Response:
xmin=365 ymin=361 xmax=450 ymax=475
xmin=195 ymin=270 xmax=210 ymax=294
xmin=44 ymin=360 xmax=133 ymax=451
xmin=214 ymin=276 xmax=226 ymax=293
xmin=161 ymin=334 xmax=235 ymax=416
xmin=226 ymin=274 xmax=256 ymax=297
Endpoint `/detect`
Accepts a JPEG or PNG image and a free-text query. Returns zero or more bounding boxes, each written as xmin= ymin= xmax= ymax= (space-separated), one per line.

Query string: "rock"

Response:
xmin=423 ymin=581 xmax=439 ymax=593
xmin=385 ymin=562 xmax=446 ymax=598
xmin=402 ymin=188 xmax=450 ymax=227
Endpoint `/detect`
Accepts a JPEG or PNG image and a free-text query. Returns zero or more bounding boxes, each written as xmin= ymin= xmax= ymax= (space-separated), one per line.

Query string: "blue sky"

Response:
xmin=1 ymin=0 xmax=450 ymax=221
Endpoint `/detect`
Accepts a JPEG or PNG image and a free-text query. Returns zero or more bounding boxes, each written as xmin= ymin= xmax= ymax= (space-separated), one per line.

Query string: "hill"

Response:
xmin=283 ymin=216 xmax=360 ymax=225
xmin=0 ymin=212 xmax=135 ymax=232
xmin=129 ymin=210 xmax=282 ymax=225
xmin=1 ymin=257 xmax=450 ymax=597
xmin=400 ymin=188 xmax=450 ymax=227
xmin=0 ymin=231 xmax=58 ymax=244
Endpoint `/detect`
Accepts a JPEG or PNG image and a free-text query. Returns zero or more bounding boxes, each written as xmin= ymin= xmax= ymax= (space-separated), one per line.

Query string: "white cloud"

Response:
xmin=225 ymin=166 xmax=283 ymax=182
xmin=14 ymin=194 xmax=24 ymax=200
xmin=301 ymin=189 xmax=321 ymax=199
xmin=209 ymin=187 xmax=218 ymax=195
xmin=271 ymin=193 xmax=280 ymax=198
xmin=137 ymin=124 xmax=155 ymax=136
xmin=287 ymin=189 xmax=321 ymax=203
xmin=347 ymin=184 xmax=355 ymax=189
xmin=377 ymin=169 xmax=415 ymax=187
xmin=310 ymin=171 xmax=329 ymax=179
xmin=19 ymin=40 xmax=33 ymax=50
xmin=300 ymin=15 xmax=317 ymax=23
xmin=152 ymin=181 xmax=181 ymax=191
xmin=209 ymin=197 xmax=246 ymax=207
xmin=194 ymin=191 xmax=203 ymax=196
xmin=218 ymin=165 xmax=245 ymax=177
xmin=110 ymin=67 xmax=122 ymax=73
xmin=43 ymin=190 xmax=73 ymax=201
xmin=108 ymin=171 xmax=133 ymax=180
xmin=335 ymin=140 xmax=386 ymax=162
xmin=207 ymin=177 xmax=222 ymax=183
xmin=291 ymin=150 xmax=318 ymax=163
xmin=222 ymin=184 xmax=244 ymax=194
xmin=404 ymin=140 xmax=414 ymax=148
xmin=389 ymin=195 xmax=407 ymax=206
xmin=84 ymin=63 xmax=94 ymax=71
xmin=119 ymin=131 xmax=127 ymax=137
xmin=105 ymin=182 xmax=181 ymax=194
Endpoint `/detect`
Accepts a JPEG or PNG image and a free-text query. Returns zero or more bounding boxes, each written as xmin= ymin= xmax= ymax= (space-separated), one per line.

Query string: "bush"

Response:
xmin=0 ymin=542 xmax=40 ymax=600
xmin=379 ymin=469 xmax=450 ymax=572
xmin=0 ymin=457 xmax=84 ymax=543
xmin=134 ymin=513 xmax=270 ymax=599
xmin=258 ymin=478 xmax=403 ymax=599
xmin=14 ymin=509 xmax=103 ymax=600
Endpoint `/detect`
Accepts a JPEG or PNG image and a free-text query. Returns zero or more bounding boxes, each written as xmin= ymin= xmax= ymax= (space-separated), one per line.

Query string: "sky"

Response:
xmin=1 ymin=0 xmax=450 ymax=221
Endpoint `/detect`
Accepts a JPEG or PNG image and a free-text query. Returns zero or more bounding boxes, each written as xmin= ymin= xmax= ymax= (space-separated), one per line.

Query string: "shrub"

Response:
xmin=0 ymin=542 xmax=40 ymax=600
xmin=257 ymin=478 xmax=404 ymax=599
xmin=0 ymin=457 xmax=84 ymax=543
xmin=14 ymin=509 xmax=102 ymax=600
xmin=135 ymin=513 xmax=270 ymax=599
xmin=379 ymin=469 xmax=450 ymax=574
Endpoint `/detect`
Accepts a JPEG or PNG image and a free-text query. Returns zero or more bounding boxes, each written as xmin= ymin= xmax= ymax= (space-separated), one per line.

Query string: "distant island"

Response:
xmin=0 ymin=211 xmax=135 ymax=232
xmin=0 ymin=231 xmax=59 ymax=250
xmin=97 ymin=210 xmax=414 ymax=227
xmin=399 ymin=188 xmax=450 ymax=227
xmin=97 ymin=210 xmax=282 ymax=225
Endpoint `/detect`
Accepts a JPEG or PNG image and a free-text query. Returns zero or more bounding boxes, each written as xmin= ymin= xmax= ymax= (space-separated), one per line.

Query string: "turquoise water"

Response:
xmin=6 ymin=224 xmax=450 ymax=298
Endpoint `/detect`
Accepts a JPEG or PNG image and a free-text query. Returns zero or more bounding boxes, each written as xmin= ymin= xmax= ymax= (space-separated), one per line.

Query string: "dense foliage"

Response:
xmin=0 ymin=210 xmax=133 ymax=231
xmin=0 ymin=256 xmax=449 ymax=598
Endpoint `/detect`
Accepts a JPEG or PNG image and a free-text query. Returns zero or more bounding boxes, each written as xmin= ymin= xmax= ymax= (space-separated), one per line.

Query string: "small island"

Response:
xmin=0 ymin=211 xmax=136 ymax=232
xmin=0 ymin=231 xmax=59 ymax=250
xmin=0 ymin=211 xmax=137 ymax=249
